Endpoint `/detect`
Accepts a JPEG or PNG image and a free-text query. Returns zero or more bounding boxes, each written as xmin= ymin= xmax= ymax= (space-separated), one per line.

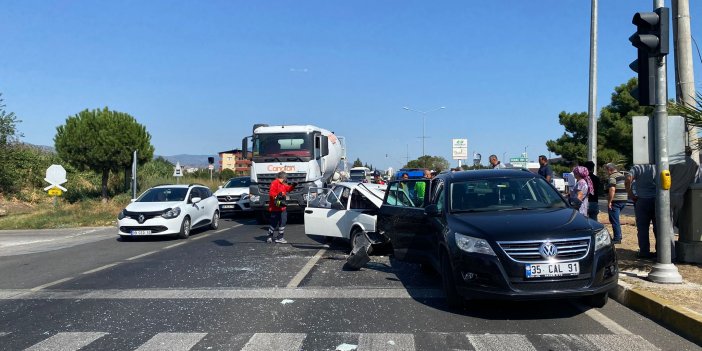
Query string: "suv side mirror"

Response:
xmin=331 ymin=202 xmax=345 ymax=211
xmin=568 ymin=198 xmax=582 ymax=209
xmin=424 ymin=204 xmax=441 ymax=217
xmin=191 ymin=197 xmax=202 ymax=204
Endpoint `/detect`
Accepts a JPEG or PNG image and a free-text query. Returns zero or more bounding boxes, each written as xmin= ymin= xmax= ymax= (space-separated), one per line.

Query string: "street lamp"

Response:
xmin=402 ymin=106 xmax=445 ymax=167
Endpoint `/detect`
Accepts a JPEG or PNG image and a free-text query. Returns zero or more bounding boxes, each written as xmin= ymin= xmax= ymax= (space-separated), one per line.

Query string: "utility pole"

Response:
xmin=587 ymin=0 xmax=598 ymax=174
xmin=672 ymin=0 xmax=698 ymax=161
xmin=648 ymin=0 xmax=683 ymax=283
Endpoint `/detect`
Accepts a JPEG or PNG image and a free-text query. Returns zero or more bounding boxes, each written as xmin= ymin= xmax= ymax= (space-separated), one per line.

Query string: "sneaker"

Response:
xmin=266 ymin=237 xmax=273 ymax=243
xmin=274 ymin=238 xmax=288 ymax=244
xmin=612 ymin=239 xmax=622 ymax=244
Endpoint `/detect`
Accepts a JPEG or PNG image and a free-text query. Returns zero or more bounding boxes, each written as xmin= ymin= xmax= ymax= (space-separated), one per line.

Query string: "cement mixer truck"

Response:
xmin=242 ymin=124 xmax=346 ymax=223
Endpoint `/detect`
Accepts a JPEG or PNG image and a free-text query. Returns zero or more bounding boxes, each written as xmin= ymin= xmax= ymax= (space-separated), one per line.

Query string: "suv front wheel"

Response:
xmin=441 ymin=251 xmax=462 ymax=309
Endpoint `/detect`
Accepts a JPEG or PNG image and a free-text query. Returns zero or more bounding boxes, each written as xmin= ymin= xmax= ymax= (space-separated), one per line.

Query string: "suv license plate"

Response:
xmin=222 ymin=205 xmax=235 ymax=209
xmin=131 ymin=230 xmax=151 ymax=235
xmin=525 ymin=262 xmax=579 ymax=278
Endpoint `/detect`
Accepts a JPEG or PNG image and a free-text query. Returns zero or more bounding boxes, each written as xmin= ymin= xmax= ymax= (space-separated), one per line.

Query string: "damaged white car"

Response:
xmin=304 ymin=182 xmax=387 ymax=259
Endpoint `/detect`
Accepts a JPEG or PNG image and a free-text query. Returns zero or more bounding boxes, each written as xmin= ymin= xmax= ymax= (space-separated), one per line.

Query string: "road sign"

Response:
xmin=47 ymin=187 xmax=63 ymax=196
xmin=173 ymin=162 xmax=183 ymax=177
xmin=208 ymin=164 xmax=214 ymax=170
xmin=510 ymin=158 xmax=528 ymax=163
xmin=43 ymin=164 xmax=67 ymax=191
xmin=452 ymin=139 xmax=468 ymax=160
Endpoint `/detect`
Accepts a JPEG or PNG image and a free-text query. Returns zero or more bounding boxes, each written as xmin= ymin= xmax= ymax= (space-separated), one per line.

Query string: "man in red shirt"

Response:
xmin=267 ymin=171 xmax=297 ymax=243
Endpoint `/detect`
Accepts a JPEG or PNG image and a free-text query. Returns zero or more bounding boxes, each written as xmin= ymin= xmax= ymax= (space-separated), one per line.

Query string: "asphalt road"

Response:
xmin=0 ymin=216 xmax=698 ymax=351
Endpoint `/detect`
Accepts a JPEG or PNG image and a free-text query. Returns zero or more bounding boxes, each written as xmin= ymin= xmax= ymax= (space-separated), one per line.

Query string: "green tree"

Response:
xmin=670 ymin=91 xmax=702 ymax=149
xmin=0 ymin=94 xmax=24 ymax=193
xmin=405 ymin=155 xmax=450 ymax=172
xmin=546 ymin=78 xmax=653 ymax=169
xmin=220 ymin=168 xmax=236 ymax=180
xmin=55 ymin=107 xmax=154 ymax=201
xmin=352 ymin=158 xmax=363 ymax=167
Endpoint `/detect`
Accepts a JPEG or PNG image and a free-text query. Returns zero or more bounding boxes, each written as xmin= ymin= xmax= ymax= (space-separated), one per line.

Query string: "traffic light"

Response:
xmin=629 ymin=7 xmax=669 ymax=106
xmin=208 ymin=157 xmax=215 ymax=164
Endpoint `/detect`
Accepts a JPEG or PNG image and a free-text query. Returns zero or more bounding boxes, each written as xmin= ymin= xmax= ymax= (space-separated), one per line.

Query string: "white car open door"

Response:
xmin=304 ymin=186 xmax=348 ymax=238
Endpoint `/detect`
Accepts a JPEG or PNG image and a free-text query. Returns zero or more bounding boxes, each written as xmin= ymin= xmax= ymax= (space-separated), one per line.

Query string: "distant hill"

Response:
xmin=158 ymin=154 xmax=218 ymax=168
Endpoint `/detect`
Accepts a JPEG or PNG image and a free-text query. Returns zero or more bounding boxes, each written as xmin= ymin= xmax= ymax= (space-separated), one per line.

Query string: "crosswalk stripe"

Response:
xmin=357 ymin=333 xmax=415 ymax=351
xmin=240 ymin=333 xmax=306 ymax=351
xmin=585 ymin=334 xmax=659 ymax=351
xmin=24 ymin=332 xmax=107 ymax=351
xmin=135 ymin=332 xmax=207 ymax=351
xmin=468 ymin=334 xmax=537 ymax=351
xmin=538 ymin=334 xmax=601 ymax=351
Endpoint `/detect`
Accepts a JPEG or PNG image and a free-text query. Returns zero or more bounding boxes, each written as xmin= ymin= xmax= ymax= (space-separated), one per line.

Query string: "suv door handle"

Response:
xmin=305 ymin=210 xmax=313 ymax=214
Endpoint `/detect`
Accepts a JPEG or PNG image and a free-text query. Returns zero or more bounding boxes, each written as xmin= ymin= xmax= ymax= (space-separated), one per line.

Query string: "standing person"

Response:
xmin=570 ymin=166 xmax=593 ymax=217
xmin=538 ymin=155 xmax=553 ymax=183
xmin=626 ymin=164 xmax=657 ymax=259
xmin=489 ymin=155 xmax=506 ymax=169
xmin=267 ymin=171 xmax=297 ymax=244
xmin=414 ymin=169 xmax=432 ymax=204
xmin=584 ymin=161 xmax=601 ymax=221
xmin=372 ymin=170 xmax=385 ymax=185
xmin=605 ymin=163 xmax=627 ymax=244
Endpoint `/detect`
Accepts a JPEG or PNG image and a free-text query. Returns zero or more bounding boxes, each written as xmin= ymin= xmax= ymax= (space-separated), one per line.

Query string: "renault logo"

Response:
xmin=138 ymin=214 xmax=146 ymax=224
xmin=539 ymin=242 xmax=558 ymax=259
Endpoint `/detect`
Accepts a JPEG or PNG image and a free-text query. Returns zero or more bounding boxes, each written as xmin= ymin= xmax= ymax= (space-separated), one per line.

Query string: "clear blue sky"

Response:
xmin=2 ymin=1 xmax=701 ymax=170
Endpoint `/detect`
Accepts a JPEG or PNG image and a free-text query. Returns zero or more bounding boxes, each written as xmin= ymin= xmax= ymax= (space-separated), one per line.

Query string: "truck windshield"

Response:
xmin=349 ymin=170 xmax=367 ymax=181
xmin=253 ymin=133 xmax=313 ymax=158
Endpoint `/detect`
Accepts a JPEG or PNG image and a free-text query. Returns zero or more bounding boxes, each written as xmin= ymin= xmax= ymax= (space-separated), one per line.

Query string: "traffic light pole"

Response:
xmin=648 ymin=0 xmax=683 ymax=284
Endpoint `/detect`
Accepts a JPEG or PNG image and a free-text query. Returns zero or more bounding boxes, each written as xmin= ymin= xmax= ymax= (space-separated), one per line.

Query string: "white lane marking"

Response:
xmin=190 ymin=233 xmax=212 ymax=241
xmin=467 ymin=334 xmax=537 ymax=351
xmin=164 ymin=242 xmax=187 ymax=249
xmin=286 ymin=247 xmax=328 ymax=288
xmin=214 ymin=223 xmax=243 ymax=234
xmin=575 ymin=303 xmax=633 ymax=335
xmin=585 ymin=334 xmax=659 ymax=351
xmin=135 ymin=332 xmax=207 ymax=351
xmin=241 ymin=333 xmax=306 ymax=351
xmin=357 ymin=333 xmax=415 ymax=351
xmin=29 ymin=277 xmax=75 ymax=292
xmin=538 ymin=334 xmax=599 ymax=351
xmin=126 ymin=251 xmax=158 ymax=261
xmin=81 ymin=263 xmax=120 ymax=275
xmin=0 ymin=287 xmax=444 ymax=300
xmin=24 ymin=332 xmax=107 ymax=351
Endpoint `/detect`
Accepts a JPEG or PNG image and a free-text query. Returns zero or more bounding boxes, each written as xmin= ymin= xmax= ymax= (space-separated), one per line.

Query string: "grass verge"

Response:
xmin=0 ymin=195 xmax=130 ymax=230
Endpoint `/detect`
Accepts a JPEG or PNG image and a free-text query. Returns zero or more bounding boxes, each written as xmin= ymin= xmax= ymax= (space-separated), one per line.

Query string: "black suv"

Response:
xmin=377 ymin=169 xmax=617 ymax=308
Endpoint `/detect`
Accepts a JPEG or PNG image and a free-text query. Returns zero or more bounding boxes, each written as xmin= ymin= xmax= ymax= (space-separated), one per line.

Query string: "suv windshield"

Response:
xmin=137 ymin=187 xmax=188 ymax=202
xmin=450 ymin=177 xmax=566 ymax=212
xmin=224 ymin=177 xmax=251 ymax=188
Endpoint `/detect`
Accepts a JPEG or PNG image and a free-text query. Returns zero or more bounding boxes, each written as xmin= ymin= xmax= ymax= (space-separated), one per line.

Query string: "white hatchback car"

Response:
xmin=117 ymin=184 xmax=219 ymax=239
xmin=304 ymin=182 xmax=387 ymax=252
xmin=213 ymin=177 xmax=252 ymax=216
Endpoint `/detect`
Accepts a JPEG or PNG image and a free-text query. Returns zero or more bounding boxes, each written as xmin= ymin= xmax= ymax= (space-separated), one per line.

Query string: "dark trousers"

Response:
xmin=587 ymin=202 xmax=599 ymax=221
xmin=608 ymin=201 xmax=627 ymax=241
xmin=634 ymin=197 xmax=656 ymax=254
xmin=268 ymin=211 xmax=287 ymax=238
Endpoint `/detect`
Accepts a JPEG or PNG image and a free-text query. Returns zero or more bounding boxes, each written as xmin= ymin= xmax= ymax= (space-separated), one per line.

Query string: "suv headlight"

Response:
xmin=250 ymin=195 xmax=260 ymax=203
xmin=162 ymin=207 xmax=181 ymax=219
xmin=117 ymin=209 xmax=126 ymax=220
xmin=242 ymin=194 xmax=250 ymax=200
xmin=455 ymin=233 xmax=496 ymax=256
xmin=595 ymin=228 xmax=612 ymax=251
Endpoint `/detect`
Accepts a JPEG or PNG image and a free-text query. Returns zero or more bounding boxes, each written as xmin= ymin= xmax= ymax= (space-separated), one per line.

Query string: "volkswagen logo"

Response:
xmin=539 ymin=242 xmax=558 ymax=259
xmin=137 ymin=214 xmax=146 ymax=224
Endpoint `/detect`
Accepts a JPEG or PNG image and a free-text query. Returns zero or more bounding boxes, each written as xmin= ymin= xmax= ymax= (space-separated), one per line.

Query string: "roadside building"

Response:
xmin=218 ymin=149 xmax=251 ymax=176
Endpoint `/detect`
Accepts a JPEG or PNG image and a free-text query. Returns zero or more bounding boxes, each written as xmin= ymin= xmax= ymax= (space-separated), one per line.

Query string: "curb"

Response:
xmin=612 ymin=281 xmax=702 ymax=346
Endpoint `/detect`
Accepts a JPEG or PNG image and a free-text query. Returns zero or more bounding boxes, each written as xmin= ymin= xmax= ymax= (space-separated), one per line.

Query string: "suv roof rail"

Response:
xmin=188 ymin=183 xmax=207 ymax=187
